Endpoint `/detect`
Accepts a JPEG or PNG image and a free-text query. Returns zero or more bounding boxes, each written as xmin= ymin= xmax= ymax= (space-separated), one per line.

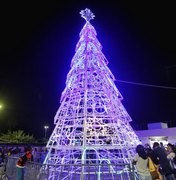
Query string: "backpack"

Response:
xmin=16 ymin=151 xmax=33 ymax=167
xmin=17 ymin=155 xmax=27 ymax=167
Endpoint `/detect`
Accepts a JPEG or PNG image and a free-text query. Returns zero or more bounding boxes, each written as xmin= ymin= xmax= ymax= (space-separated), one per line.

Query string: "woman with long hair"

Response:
xmin=133 ymin=144 xmax=152 ymax=180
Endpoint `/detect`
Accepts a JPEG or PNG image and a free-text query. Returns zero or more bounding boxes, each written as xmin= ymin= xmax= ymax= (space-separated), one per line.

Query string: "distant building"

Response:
xmin=135 ymin=122 xmax=176 ymax=147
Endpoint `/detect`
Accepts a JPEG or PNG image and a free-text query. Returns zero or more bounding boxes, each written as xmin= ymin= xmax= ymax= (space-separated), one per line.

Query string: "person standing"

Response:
xmin=133 ymin=144 xmax=152 ymax=180
xmin=166 ymin=143 xmax=176 ymax=177
xmin=166 ymin=143 xmax=176 ymax=160
xmin=16 ymin=146 xmax=33 ymax=180
xmin=40 ymin=148 xmax=47 ymax=163
xmin=153 ymin=142 xmax=175 ymax=180
xmin=145 ymin=145 xmax=162 ymax=179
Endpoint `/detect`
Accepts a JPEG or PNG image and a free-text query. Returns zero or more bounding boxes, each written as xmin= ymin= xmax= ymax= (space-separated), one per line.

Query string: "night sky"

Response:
xmin=0 ymin=1 xmax=176 ymax=138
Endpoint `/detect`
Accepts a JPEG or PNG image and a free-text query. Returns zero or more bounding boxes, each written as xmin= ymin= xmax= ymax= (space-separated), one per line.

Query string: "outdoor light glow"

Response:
xmin=44 ymin=125 xmax=49 ymax=129
xmin=0 ymin=104 xmax=3 ymax=110
xmin=44 ymin=125 xmax=49 ymax=139
xmin=43 ymin=8 xmax=140 ymax=179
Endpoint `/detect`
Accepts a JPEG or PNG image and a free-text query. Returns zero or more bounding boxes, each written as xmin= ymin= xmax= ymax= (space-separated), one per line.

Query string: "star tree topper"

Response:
xmin=80 ymin=8 xmax=95 ymax=22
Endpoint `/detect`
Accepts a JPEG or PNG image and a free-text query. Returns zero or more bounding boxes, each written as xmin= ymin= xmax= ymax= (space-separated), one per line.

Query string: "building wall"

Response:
xmin=135 ymin=127 xmax=176 ymax=147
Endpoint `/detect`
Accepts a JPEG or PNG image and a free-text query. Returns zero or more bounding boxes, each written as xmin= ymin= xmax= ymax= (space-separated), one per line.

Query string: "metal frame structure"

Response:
xmin=5 ymin=156 xmax=137 ymax=180
xmin=44 ymin=8 xmax=140 ymax=179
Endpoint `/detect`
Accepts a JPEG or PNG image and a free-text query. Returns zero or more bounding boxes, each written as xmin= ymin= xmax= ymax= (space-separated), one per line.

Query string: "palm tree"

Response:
xmin=0 ymin=130 xmax=35 ymax=143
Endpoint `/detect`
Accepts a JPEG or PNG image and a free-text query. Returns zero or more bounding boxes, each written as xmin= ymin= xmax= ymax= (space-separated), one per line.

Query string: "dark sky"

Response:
xmin=0 ymin=1 xmax=176 ymax=138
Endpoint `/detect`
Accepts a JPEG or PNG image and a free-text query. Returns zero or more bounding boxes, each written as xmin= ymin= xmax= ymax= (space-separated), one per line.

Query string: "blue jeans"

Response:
xmin=164 ymin=174 xmax=175 ymax=180
xmin=17 ymin=167 xmax=25 ymax=180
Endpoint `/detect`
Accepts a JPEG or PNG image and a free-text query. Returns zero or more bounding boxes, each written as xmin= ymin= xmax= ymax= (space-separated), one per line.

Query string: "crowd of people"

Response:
xmin=0 ymin=145 xmax=48 ymax=165
xmin=133 ymin=142 xmax=176 ymax=180
xmin=1 ymin=142 xmax=176 ymax=179
xmin=0 ymin=145 xmax=48 ymax=179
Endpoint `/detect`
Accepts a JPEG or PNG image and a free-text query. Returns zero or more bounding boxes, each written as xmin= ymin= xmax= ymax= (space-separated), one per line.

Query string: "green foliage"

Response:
xmin=0 ymin=130 xmax=35 ymax=143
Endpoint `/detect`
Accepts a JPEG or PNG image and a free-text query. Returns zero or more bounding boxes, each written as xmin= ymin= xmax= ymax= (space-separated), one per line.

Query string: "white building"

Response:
xmin=135 ymin=122 xmax=176 ymax=147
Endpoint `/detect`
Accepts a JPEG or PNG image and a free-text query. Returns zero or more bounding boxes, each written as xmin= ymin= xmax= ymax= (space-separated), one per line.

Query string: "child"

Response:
xmin=16 ymin=146 xmax=33 ymax=180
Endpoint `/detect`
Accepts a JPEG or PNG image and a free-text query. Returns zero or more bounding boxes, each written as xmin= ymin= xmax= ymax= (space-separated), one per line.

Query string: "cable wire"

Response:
xmin=117 ymin=80 xmax=176 ymax=90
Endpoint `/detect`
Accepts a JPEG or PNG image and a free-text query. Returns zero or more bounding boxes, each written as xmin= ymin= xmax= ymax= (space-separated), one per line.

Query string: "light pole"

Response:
xmin=44 ymin=125 xmax=49 ymax=139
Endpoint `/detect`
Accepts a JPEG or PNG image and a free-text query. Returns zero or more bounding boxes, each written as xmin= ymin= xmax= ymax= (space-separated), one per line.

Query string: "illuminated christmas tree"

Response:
xmin=43 ymin=8 xmax=140 ymax=179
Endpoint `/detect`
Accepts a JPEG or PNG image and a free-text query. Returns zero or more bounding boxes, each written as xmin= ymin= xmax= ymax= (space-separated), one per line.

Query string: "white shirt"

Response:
xmin=133 ymin=154 xmax=151 ymax=176
xmin=167 ymin=152 xmax=175 ymax=159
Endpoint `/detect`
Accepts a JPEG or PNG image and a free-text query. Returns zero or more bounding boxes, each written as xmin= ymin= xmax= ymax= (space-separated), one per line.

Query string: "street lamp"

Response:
xmin=44 ymin=125 xmax=49 ymax=139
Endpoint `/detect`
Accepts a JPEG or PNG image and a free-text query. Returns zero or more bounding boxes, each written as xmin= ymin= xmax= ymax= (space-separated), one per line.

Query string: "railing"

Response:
xmin=5 ymin=157 xmax=138 ymax=180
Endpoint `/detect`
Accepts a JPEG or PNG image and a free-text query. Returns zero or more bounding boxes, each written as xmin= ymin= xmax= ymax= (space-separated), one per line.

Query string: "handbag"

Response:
xmin=148 ymin=157 xmax=160 ymax=179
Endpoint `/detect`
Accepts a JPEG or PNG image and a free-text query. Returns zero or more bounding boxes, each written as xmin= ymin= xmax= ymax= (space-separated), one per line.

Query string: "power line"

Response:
xmin=117 ymin=80 xmax=176 ymax=90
